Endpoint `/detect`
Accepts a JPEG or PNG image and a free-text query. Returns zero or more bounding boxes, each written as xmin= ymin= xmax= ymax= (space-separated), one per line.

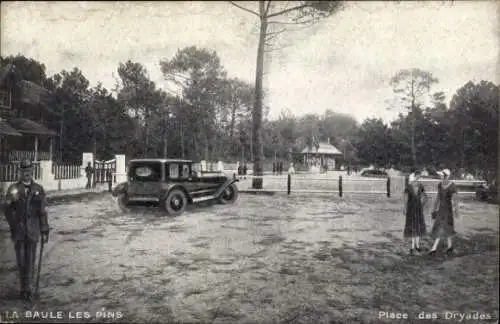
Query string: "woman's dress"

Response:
xmin=430 ymin=182 xmax=457 ymax=239
xmin=403 ymin=183 xmax=427 ymax=238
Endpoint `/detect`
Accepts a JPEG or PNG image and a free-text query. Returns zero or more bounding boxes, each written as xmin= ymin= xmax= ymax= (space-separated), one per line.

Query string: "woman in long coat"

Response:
xmin=403 ymin=170 xmax=428 ymax=254
xmin=429 ymin=168 xmax=459 ymax=255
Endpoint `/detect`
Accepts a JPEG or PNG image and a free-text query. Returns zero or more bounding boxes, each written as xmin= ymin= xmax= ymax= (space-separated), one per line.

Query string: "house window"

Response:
xmin=0 ymin=90 xmax=11 ymax=109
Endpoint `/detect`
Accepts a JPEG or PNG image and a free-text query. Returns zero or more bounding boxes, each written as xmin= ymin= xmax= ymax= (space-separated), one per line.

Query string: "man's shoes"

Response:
xmin=20 ymin=291 xmax=32 ymax=301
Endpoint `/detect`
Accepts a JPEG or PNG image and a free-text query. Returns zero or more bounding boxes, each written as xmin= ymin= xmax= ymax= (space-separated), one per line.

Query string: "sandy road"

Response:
xmin=0 ymin=193 xmax=498 ymax=323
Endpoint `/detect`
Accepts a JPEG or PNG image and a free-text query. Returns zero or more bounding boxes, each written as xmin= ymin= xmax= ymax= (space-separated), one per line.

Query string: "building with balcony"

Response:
xmin=0 ymin=62 xmax=59 ymax=163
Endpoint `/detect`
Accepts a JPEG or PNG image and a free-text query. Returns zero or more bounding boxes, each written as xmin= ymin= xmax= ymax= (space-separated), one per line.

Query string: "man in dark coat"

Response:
xmin=3 ymin=159 xmax=50 ymax=301
xmin=85 ymin=162 xmax=93 ymax=189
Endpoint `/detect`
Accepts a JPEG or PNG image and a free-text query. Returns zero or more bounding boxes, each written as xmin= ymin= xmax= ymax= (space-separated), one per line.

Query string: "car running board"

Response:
xmin=192 ymin=195 xmax=217 ymax=203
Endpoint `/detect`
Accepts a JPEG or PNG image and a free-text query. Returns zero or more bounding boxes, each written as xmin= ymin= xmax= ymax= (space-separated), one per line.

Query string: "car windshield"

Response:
xmin=128 ymin=162 xmax=162 ymax=182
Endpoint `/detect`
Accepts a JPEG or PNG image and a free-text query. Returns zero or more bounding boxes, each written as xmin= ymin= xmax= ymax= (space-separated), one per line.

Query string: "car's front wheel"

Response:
xmin=219 ymin=183 xmax=239 ymax=204
xmin=163 ymin=189 xmax=187 ymax=216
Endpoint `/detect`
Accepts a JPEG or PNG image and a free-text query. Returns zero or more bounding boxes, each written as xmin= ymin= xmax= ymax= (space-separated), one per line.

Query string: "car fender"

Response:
xmin=112 ymin=182 xmax=128 ymax=197
xmin=162 ymin=184 xmax=193 ymax=203
xmin=214 ymin=178 xmax=239 ymax=198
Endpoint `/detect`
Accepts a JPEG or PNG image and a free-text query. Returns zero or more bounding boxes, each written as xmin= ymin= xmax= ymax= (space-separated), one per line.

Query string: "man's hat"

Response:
xmin=19 ymin=159 xmax=33 ymax=170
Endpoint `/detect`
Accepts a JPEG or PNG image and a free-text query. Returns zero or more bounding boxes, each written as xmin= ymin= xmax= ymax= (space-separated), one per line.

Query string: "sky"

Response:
xmin=1 ymin=1 xmax=498 ymax=123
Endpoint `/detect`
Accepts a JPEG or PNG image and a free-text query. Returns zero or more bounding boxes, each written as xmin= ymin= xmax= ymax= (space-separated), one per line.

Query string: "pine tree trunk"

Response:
xmin=410 ymin=80 xmax=417 ymax=168
xmin=251 ymin=5 xmax=267 ymax=189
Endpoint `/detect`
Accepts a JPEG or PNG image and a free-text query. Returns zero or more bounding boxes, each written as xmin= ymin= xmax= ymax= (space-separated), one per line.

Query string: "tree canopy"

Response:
xmin=1 ymin=53 xmax=497 ymax=180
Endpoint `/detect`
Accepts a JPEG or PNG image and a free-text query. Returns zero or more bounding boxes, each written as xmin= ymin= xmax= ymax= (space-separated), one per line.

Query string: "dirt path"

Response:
xmin=0 ymin=194 xmax=498 ymax=323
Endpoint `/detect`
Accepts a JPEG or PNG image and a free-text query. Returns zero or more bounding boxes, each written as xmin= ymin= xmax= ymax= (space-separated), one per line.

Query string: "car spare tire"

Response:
xmin=163 ymin=188 xmax=187 ymax=216
xmin=117 ymin=193 xmax=130 ymax=212
xmin=219 ymin=183 xmax=239 ymax=204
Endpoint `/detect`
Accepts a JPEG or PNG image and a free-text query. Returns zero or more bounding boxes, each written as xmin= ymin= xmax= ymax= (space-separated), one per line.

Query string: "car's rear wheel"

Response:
xmin=163 ymin=189 xmax=187 ymax=216
xmin=117 ymin=193 xmax=130 ymax=212
xmin=219 ymin=183 xmax=239 ymax=204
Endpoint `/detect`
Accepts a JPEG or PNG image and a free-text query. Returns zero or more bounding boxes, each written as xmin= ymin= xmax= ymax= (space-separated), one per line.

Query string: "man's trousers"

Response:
xmin=14 ymin=240 xmax=38 ymax=294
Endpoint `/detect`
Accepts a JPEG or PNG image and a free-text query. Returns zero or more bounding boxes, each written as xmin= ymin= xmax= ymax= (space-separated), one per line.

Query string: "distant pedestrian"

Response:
xmin=429 ymin=168 xmax=459 ymax=255
xmin=288 ymin=162 xmax=296 ymax=174
xmin=106 ymin=169 xmax=113 ymax=192
xmin=85 ymin=162 xmax=93 ymax=189
xmin=403 ymin=170 xmax=427 ymax=254
xmin=3 ymin=159 xmax=50 ymax=301
xmin=243 ymin=164 xmax=247 ymax=177
xmin=272 ymin=162 xmax=276 ymax=175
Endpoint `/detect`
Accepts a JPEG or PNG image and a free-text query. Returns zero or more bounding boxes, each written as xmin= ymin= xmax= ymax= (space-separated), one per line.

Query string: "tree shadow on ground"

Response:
xmin=275 ymin=231 xmax=499 ymax=324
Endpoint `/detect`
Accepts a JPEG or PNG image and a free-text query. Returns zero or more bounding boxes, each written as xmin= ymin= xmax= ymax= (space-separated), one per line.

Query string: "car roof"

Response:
xmin=129 ymin=158 xmax=193 ymax=164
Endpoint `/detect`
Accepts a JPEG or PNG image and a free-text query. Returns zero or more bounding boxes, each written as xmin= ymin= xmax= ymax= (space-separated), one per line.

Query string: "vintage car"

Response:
xmin=111 ymin=158 xmax=239 ymax=216
xmin=360 ymin=169 xmax=388 ymax=178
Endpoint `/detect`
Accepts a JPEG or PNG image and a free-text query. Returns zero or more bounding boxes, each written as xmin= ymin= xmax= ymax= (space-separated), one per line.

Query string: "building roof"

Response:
xmin=6 ymin=118 xmax=57 ymax=136
xmin=300 ymin=141 xmax=342 ymax=155
xmin=0 ymin=64 xmax=58 ymax=116
xmin=18 ymin=80 xmax=56 ymax=113
xmin=0 ymin=119 xmax=22 ymax=136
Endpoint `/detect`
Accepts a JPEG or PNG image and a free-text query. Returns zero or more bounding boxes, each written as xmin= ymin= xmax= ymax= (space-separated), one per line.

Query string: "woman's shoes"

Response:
xmin=446 ymin=246 xmax=454 ymax=255
xmin=415 ymin=247 xmax=421 ymax=253
xmin=428 ymin=249 xmax=437 ymax=255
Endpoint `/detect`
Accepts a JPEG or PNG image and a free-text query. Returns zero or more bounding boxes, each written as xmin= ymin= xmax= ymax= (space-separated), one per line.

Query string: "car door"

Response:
xmin=167 ymin=163 xmax=202 ymax=193
xmin=128 ymin=162 xmax=164 ymax=197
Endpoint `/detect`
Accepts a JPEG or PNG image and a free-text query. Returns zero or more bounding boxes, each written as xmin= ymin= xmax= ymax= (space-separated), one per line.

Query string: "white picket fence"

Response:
xmin=0 ymin=153 xmax=127 ymax=193
xmin=52 ymin=164 xmax=82 ymax=179
xmin=0 ymin=162 xmax=42 ymax=182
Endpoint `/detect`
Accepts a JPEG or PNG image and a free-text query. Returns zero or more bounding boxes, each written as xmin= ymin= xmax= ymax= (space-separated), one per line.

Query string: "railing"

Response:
xmin=94 ymin=159 xmax=116 ymax=184
xmin=8 ymin=150 xmax=51 ymax=162
xmin=204 ymin=161 xmax=219 ymax=172
xmin=236 ymin=174 xmax=392 ymax=196
xmin=0 ymin=161 xmax=41 ymax=182
xmin=52 ymin=164 xmax=81 ymax=180
xmin=235 ymin=173 xmax=486 ymax=197
xmin=193 ymin=162 xmax=221 ymax=173
xmin=416 ymin=178 xmax=486 ymax=195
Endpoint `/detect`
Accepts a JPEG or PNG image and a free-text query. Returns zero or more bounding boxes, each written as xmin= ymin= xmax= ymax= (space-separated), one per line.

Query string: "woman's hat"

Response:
xmin=438 ymin=168 xmax=451 ymax=178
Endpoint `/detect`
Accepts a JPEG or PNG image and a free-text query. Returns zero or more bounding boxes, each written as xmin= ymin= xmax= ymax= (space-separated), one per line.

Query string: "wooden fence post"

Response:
xmin=287 ymin=173 xmax=291 ymax=195
xmin=387 ymin=177 xmax=391 ymax=198
xmin=339 ymin=176 xmax=343 ymax=197
xmin=107 ymin=169 xmax=112 ymax=192
xmin=404 ymin=175 xmax=409 ymax=194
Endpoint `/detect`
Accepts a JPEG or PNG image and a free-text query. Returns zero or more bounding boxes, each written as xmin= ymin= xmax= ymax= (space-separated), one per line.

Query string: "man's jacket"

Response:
xmin=3 ymin=181 xmax=49 ymax=242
